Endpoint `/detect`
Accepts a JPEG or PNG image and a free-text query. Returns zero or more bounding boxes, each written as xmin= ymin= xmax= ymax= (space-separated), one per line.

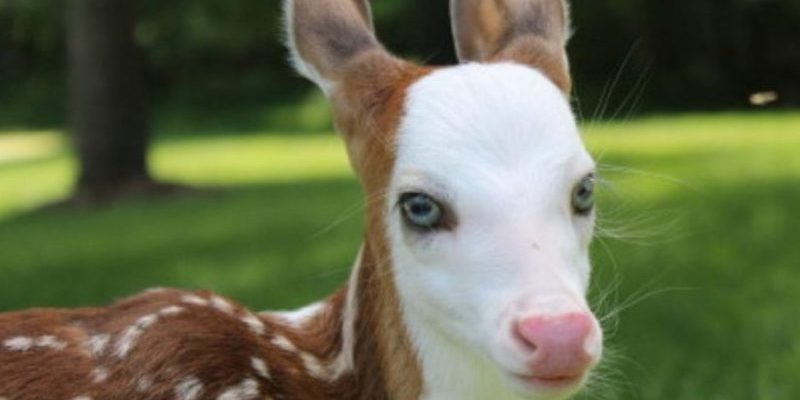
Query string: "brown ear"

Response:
xmin=284 ymin=0 xmax=391 ymax=95
xmin=450 ymin=0 xmax=572 ymax=92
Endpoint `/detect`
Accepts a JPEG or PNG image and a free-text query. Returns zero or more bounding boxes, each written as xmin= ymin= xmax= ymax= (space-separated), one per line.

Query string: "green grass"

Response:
xmin=0 ymin=111 xmax=799 ymax=399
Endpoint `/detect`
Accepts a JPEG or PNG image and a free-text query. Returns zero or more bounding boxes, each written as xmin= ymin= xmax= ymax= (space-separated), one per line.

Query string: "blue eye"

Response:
xmin=400 ymin=193 xmax=444 ymax=229
xmin=572 ymin=174 xmax=596 ymax=215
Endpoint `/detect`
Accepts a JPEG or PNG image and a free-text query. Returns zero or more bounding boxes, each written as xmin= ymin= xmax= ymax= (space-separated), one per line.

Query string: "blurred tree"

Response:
xmin=67 ymin=0 xmax=175 ymax=204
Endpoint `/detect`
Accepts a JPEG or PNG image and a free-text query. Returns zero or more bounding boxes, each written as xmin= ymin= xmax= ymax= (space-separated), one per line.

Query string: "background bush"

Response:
xmin=1 ymin=0 xmax=798 ymax=129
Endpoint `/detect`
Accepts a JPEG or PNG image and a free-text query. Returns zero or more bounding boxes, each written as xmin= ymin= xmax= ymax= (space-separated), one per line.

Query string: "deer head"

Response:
xmin=285 ymin=0 xmax=602 ymax=398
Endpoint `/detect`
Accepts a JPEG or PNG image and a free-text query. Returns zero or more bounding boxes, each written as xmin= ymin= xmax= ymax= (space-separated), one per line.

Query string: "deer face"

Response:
xmin=388 ymin=63 xmax=602 ymax=398
xmin=285 ymin=0 xmax=603 ymax=397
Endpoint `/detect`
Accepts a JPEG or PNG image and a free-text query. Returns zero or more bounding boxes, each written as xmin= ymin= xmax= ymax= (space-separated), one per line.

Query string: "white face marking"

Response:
xmin=388 ymin=63 xmax=602 ymax=399
xmin=71 ymin=396 xmax=92 ymax=400
xmin=175 ymin=376 xmax=204 ymax=400
xmin=251 ymin=357 xmax=270 ymax=379
xmin=216 ymin=378 xmax=259 ymax=400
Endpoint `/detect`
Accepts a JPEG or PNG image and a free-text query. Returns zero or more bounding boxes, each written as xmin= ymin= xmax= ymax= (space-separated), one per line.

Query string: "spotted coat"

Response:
xmin=0 ymin=288 xmax=356 ymax=400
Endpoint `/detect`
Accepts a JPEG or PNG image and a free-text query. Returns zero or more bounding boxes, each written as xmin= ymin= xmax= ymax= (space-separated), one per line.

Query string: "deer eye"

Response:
xmin=572 ymin=174 xmax=596 ymax=215
xmin=400 ymin=193 xmax=444 ymax=230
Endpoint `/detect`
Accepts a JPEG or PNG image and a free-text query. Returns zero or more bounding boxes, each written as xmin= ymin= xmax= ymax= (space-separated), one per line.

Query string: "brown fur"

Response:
xmin=331 ymin=52 xmax=432 ymax=399
xmin=0 ymin=280 xmax=398 ymax=399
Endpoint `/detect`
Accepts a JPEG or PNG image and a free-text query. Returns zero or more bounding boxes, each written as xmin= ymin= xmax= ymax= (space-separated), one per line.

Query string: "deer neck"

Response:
xmin=279 ymin=58 xmax=431 ymax=398
xmin=351 ymin=235 xmax=423 ymax=399
xmin=282 ymin=224 xmax=423 ymax=399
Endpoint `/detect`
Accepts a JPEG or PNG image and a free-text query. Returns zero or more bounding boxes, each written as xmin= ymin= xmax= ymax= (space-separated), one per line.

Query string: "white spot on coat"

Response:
xmin=91 ymin=367 xmax=109 ymax=383
xmin=136 ymin=375 xmax=154 ymax=392
xmin=158 ymin=305 xmax=185 ymax=317
xmin=4 ymin=336 xmax=33 ymax=351
xmin=86 ymin=334 xmax=110 ymax=357
xmin=210 ymin=296 xmax=234 ymax=315
xmin=270 ymin=335 xmax=297 ymax=352
xmin=4 ymin=335 xmax=67 ymax=352
xmin=136 ymin=314 xmax=158 ymax=329
xmin=175 ymin=376 xmax=204 ymax=400
xmin=71 ymin=396 xmax=92 ymax=400
xmin=181 ymin=294 xmax=209 ymax=307
xmin=250 ymin=357 xmax=270 ymax=379
xmin=241 ymin=313 xmax=266 ymax=336
xmin=114 ymin=308 xmax=184 ymax=358
xmin=273 ymin=301 xmax=326 ymax=328
xmin=300 ymin=352 xmax=329 ymax=380
xmin=36 ymin=335 xmax=67 ymax=350
xmin=115 ymin=325 xmax=143 ymax=358
xmin=216 ymin=378 xmax=259 ymax=400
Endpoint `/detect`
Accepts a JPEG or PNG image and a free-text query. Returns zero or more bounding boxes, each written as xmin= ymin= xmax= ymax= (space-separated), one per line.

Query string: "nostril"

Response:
xmin=512 ymin=320 xmax=538 ymax=352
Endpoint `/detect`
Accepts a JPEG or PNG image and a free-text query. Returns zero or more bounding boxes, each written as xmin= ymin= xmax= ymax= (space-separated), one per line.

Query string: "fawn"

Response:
xmin=0 ymin=0 xmax=603 ymax=399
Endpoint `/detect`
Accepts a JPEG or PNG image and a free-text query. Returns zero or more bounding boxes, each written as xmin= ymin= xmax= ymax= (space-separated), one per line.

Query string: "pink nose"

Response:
xmin=514 ymin=312 xmax=595 ymax=379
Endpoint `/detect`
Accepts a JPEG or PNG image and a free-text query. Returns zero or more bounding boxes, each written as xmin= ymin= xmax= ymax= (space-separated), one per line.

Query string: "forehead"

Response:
xmin=393 ymin=63 xmax=592 ymax=191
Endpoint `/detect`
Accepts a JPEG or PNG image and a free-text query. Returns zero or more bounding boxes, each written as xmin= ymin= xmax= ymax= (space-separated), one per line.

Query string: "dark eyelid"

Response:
xmin=397 ymin=191 xmax=458 ymax=232
xmin=572 ymin=173 xmax=596 ymax=216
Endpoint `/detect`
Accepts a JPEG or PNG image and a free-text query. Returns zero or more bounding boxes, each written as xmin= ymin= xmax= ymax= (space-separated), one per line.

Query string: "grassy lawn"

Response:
xmin=0 ymin=112 xmax=798 ymax=399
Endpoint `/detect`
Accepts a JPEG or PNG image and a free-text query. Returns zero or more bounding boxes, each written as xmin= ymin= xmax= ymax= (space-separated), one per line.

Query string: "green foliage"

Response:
xmin=0 ymin=112 xmax=799 ymax=398
xmin=1 ymin=0 xmax=798 ymax=129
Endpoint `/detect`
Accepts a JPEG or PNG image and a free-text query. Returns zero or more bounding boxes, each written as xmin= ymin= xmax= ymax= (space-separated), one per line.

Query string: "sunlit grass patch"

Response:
xmin=585 ymin=112 xmax=800 ymax=201
xmin=0 ymin=132 xmax=353 ymax=219
xmin=0 ymin=130 xmax=65 ymax=164
xmin=152 ymin=134 xmax=350 ymax=185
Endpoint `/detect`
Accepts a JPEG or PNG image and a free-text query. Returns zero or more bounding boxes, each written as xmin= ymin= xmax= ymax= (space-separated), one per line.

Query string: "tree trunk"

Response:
xmin=67 ymin=0 xmax=154 ymax=204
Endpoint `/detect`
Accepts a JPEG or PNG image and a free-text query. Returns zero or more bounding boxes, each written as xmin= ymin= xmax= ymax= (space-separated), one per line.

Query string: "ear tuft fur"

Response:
xmin=284 ymin=0 xmax=383 ymax=95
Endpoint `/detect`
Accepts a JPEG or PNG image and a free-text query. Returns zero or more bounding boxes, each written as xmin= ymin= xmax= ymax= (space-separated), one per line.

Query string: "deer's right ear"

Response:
xmin=284 ymin=0 xmax=388 ymax=96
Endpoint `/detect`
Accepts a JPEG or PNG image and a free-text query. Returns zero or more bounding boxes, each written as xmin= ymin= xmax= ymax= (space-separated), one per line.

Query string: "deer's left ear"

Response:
xmin=450 ymin=0 xmax=572 ymax=92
